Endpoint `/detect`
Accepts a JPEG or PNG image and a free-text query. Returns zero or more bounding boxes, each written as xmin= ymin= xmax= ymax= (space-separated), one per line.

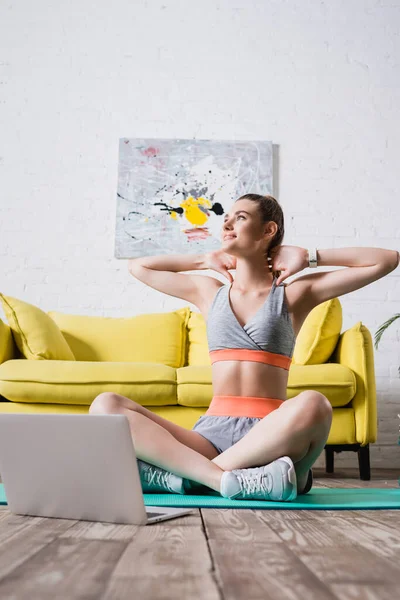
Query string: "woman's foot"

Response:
xmin=220 ymin=456 xmax=298 ymax=502
xmin=137 ymin=460 xmax=186 ymax=494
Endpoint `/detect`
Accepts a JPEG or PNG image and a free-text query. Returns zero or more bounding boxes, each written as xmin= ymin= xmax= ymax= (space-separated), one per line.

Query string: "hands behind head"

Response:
xmin=204 ymin=244 xmax=306 ymax=286
xmin=268 ymin=245 xmax=307 ymax=285
xmin=204 ymin=250 xmax=237 ymax=283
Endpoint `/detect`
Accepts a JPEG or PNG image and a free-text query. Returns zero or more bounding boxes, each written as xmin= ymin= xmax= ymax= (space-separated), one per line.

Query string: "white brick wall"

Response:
xmin=0 ymin=0 xmax=399 ymax=469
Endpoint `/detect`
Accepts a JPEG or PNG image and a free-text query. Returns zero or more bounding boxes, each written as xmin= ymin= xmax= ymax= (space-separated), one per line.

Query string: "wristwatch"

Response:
xmin=308 ymin=248 xmax=318 ymax=268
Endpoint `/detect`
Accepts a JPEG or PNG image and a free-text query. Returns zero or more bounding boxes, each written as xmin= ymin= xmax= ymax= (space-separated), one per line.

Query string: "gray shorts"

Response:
xmin=192 ymin=415 xmax=261 ymax=454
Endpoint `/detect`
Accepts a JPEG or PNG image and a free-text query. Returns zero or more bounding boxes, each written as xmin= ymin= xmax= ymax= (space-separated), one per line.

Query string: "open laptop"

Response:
xmin=0 ymin=413 xmax=194 ymax=525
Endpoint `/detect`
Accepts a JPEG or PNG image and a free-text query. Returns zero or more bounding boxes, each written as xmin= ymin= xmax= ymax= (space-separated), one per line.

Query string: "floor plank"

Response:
xmin=207 ymin=539 xmax=338 ymax=600
xmin=296 ymin=544 xmax=400 ymax=585
xmin=0 ymin=513 xmax=77 ymax=581
xmin=102 ymin=575 xmax=221 ymax=600
xmin=329 ymin=583 xmax=400 ymax=600
xmin=0 ymin=537 xmax=127 ymax=600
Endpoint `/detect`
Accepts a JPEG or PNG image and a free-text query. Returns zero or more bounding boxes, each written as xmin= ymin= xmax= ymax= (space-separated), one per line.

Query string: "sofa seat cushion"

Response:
xmin=0 ymin=295 xmax=76 ymax=361
xmin=0 ymin=401 xmax=358 ymax=446
xmin=0 ymin=360 xmax=177 ymax=406
xmin=176 ymin=363 xmax=356 ymax=408
xmin=47 ymin=307 xmax=190 ymax=367
xmin=177 ymin=365 xmax=214 ymax=406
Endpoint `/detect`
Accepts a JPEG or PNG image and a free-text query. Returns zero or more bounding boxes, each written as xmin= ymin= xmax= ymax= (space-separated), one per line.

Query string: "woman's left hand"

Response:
xmin=269 ymin=245 xmax=307 ymax=285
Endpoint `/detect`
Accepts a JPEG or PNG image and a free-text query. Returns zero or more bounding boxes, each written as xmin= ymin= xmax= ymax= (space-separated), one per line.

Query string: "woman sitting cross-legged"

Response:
xmin=89 ymin=193 xmax=398 ymax=501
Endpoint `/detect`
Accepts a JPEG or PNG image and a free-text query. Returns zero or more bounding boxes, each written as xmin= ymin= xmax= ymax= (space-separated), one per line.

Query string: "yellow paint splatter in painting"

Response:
xmin=178 ymin=196 xmax=212 ymax=226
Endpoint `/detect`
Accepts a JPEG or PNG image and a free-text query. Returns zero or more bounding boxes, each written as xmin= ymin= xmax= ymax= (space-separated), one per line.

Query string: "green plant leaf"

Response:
xmin=374 ymin=314 xmax=400 ymax=350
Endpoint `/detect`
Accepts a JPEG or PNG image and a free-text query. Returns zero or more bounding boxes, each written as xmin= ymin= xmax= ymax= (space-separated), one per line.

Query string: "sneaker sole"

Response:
xmin=279 ymin=456 xmax=298 ymax=501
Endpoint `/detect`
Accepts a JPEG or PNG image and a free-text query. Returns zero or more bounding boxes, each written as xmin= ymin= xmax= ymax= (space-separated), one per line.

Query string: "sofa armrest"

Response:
xmin=330 ymin=321 xmax=377 ymax=445
xmin=0 ymin=318 xmax=16 ymax=365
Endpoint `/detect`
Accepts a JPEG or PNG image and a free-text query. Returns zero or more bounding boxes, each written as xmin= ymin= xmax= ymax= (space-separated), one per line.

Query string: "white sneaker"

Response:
xmin=220 ymin=456 xmax=297 ymax=501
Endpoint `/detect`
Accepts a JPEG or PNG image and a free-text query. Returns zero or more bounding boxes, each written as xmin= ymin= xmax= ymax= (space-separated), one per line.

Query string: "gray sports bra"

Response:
xmin=206 ymin=275 xmax=296 ymax=370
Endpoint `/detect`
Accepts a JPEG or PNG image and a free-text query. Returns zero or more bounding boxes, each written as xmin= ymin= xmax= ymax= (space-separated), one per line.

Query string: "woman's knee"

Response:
xmin=89 ymin=392 xmax=139 ymax=415
xmin=298 ymin=390 xmax=333 ymax=423
xmin=290 ymin=391 xmax=333 ymax=427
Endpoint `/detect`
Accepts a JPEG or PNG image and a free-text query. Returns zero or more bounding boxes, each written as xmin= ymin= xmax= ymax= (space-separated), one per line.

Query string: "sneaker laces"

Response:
xmin=142 ymin=464 xmax=173 ymax=491
xmin=236 ymin=469 xmax=273 ymax=498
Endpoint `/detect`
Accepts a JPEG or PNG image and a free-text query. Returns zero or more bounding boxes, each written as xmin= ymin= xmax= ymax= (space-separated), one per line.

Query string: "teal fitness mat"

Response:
xmin=0 ymin=484 xmax=399 ymax=510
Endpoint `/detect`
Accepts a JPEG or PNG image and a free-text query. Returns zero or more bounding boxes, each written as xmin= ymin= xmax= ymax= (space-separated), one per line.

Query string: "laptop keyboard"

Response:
xmin=146 ymin=511 xmax=165 ymax=518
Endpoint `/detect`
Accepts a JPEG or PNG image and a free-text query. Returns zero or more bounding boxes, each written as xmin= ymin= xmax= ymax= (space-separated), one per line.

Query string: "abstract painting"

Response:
xmin=115 ymin=138 xmax=273 ymax=258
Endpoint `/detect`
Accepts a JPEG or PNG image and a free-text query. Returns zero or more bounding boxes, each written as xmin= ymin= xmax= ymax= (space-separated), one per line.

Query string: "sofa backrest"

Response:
xmin=186 ymin=311 xmax=211 ymax=365
xmin=47 ymin=307 xmax=190 ymax=368
xmin=0 ymin=296 xmax=343 ymax=368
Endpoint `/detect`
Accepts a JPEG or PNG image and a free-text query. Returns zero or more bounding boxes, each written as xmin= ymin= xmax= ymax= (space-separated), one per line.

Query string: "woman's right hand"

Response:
xmin=204 ymin=250 xmax=237 ymax=283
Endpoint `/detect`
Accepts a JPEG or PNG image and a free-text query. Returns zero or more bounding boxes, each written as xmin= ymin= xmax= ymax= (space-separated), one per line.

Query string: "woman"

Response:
xmin=89 ymin=194 xmax=398 ymax=501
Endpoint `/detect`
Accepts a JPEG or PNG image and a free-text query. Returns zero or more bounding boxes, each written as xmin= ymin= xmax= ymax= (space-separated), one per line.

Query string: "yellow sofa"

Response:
xmin=0 ymin=294 xmax=377 ymax=479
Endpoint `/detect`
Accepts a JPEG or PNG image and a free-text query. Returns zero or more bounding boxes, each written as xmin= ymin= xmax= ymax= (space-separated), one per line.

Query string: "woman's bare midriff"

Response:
xmin=211 ymin=360 xmax=289 ymax=400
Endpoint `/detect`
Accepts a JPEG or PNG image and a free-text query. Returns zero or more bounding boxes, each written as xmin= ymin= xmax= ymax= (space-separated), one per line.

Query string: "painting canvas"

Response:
xmin=115 ymin=138 xmax=273 ymax=258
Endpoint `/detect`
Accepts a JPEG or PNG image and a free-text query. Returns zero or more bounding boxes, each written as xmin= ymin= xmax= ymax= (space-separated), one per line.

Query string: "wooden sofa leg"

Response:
xmin=325 ymin=446 xmax=334 ymax=473
xmin=358 ymin=444 xmax=371 ymax=481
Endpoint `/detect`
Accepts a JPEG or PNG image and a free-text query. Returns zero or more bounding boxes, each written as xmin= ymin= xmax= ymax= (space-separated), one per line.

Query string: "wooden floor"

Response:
xmin=0 ymin=469 xmax=399 ymax=600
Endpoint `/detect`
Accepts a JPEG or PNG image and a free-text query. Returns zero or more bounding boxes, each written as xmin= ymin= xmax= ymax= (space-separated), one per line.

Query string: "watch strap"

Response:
xmin=308 ymin=247 xmax=318 ymax=268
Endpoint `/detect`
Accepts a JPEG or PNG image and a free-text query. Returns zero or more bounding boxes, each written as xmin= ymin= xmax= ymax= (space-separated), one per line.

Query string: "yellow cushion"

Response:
xmin=0 ymin=295 xmax=75 ymax=361
xmin=0 ymin=318 xmax=15 ymax=363
xmin=186 ymin=311 xmax=211 ymax=366
xmin=0 ymin=360 xmax=177 ymax=406
xmin=48 ymin=307 xmax=190 ymax=368
xmin=292 ymin=298 xmax=342 ymax=365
